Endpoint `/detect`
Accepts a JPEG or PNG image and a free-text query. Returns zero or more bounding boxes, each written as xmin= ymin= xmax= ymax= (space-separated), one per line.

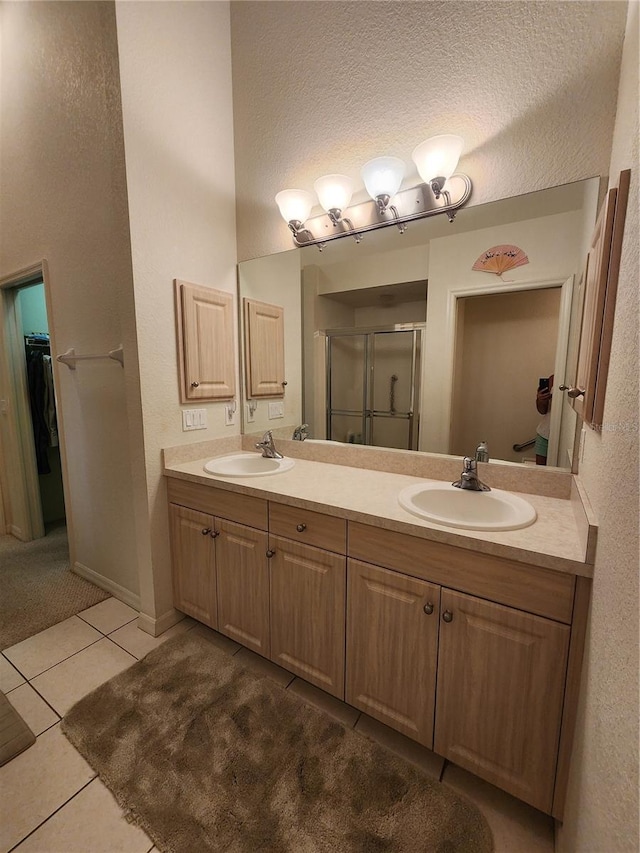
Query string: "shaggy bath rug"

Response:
xmin=62 ymin=632 xmax=494 ymax=853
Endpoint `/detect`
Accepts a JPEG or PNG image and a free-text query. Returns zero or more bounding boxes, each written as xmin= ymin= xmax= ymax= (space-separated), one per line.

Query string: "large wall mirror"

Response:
xmin=238 ymin=177 xmax=601 ymax=471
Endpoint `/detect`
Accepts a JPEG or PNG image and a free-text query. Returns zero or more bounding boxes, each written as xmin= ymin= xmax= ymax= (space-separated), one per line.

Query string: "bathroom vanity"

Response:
xmin=164 ymin=445 xmax=594 ymax=820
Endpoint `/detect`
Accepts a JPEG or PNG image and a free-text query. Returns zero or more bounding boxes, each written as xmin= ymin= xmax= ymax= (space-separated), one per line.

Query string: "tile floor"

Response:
xmin=1 ymin=599 xmax=555 ymax=853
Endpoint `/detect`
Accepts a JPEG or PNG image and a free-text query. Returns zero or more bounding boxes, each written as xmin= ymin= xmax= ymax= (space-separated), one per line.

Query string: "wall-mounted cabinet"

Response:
xmin=243 ymin=298 xmax=285 ymax=398
xmin=174 ymin=280 xmax=236 ymax=403
xmin=571 ymin=169 xmax=630 ymax=426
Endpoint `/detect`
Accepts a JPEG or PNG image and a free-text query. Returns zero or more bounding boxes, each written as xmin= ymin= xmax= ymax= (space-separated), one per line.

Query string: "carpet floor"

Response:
xmin=0 ymin=524 xmax=110 ymax=650
xmin=62 ymin=632 xmax=494 ymax=853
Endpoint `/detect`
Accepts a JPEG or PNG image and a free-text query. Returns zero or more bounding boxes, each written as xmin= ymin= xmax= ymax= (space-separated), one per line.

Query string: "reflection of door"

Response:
xmin=326 ymin=327 xmax=421 ymax=450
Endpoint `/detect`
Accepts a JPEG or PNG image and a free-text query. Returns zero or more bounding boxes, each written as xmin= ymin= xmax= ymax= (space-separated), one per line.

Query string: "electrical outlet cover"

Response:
xmin=268 ymin=401 xmax=284 ymax=419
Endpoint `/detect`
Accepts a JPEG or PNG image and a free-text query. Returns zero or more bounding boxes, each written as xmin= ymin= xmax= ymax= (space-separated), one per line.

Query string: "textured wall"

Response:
xmin=0 ymin=1 xmax=144 ymax=599
xmin=230 ymin=1 xmax=627 ymax=260
xmin=115 ymin=1 xmax=238 ymax=626
xmin=557 ymin=3 xmax=639 ymax=850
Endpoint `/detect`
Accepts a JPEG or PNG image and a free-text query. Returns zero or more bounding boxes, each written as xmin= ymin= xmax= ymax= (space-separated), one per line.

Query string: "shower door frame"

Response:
xmin=325 ymin=323 xmax=423 ymax=451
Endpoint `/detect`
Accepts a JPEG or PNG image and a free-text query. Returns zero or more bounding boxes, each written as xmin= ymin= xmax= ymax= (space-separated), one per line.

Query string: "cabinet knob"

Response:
xmin=423 ymin=602 xmax=434 ymax=615
xmin=558 ymin=384 xmax=584 ymax=399
xmin=296 ymin=523 xmax=307 ymax=533
xmin=191 ymin=381 xmax=200 ymax=388
xmin=442 ymin=610 xmax=453 ymax=623
xmin=210 ymin=530 xmax=220 ymax=539
xmin=201 ymin=527 xmax=211 ymax=536
xmin=281 ymin=380 xmax=288 ymax=387
xmin=266 ymin=549 xmax=275 ymax=558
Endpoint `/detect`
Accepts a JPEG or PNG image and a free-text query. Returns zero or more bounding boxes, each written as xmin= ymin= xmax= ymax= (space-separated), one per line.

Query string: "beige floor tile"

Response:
xmin=441 ymin=763 xmax=555 ymax=853
xmin=108 ymin=617 xmax=195 ymax=660
xmin=0 ymin=724 xmax=95 ymax=853
xmin=5 ymin=684 xmax=59 ymax=736
xmin=233 ymin=647 xmax=295 ymax=688
xmin=190 ymin=622 xmax=241 ymax=655
xmin=354 ymin=713 xmax=445 ymax=781
xmin=30 ymin=638 xmax=136 ymax=716
xmin=0 ymin=653 xmax=26 ymax=692
xmin=288 ymin=677 xmax=360 ymax=728
xmin=3 ymin=617 xmax=102 ymax=680
xmin=77 ymin=597 xmax=138 ymax=635
xmin=13 ymin=777 xmax=153 ymax=853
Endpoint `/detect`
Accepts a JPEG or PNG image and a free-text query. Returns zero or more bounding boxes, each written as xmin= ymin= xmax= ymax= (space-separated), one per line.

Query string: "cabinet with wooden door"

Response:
xmin=434 ymin=589 xmax=570 ymax=813
xmin=267 ymin=503 xmax=347 ymax=698
xmin=167 ymin=479 xmax=269 ymax=654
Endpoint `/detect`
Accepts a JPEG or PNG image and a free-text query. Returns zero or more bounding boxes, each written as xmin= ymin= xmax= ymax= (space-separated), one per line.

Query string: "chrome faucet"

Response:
xmin=292 ymin=423 xmax=309 ymax=441
xmin=255 ymin=430 xmax=283 ymax=459
xmin=452 ymin=457 xmax=491 ymax=492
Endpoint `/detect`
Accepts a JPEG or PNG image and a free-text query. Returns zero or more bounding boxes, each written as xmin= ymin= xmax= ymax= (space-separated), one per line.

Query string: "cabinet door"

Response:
xmin=216 ymin=519 xmax=269 ymax=656
xmin=346 ymin=560 xmax=440 ymax=749
xmin=169 ymin=504 xmax=217 ymax=629
xmin=434 ymin=589 xmax=570 ymax=813
xmin=243 ymin=298 xmax=285 ymax=397
xmin=176 ymin=280 xmax=236 ymax=402
xmin=269 ymin=536 xmax=346 ymax=698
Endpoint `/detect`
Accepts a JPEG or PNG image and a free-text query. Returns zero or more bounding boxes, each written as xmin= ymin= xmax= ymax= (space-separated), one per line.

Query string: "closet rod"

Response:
xmin=56 ymin=345 xmax=124 ymax=370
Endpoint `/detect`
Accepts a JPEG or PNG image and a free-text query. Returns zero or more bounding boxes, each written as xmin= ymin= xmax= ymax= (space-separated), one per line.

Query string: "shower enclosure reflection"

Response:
xmin=326 ymin=326 xmax=422 ymax=450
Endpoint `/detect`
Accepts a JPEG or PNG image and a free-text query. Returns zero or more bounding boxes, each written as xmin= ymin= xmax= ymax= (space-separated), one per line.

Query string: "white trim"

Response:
xmin=73 ymin=560 xmax=141 ymax=611
xmin=137 ymin=608 xmax=185 ymax=638
xmin=445 ymin=276 xmax=572 ymax=463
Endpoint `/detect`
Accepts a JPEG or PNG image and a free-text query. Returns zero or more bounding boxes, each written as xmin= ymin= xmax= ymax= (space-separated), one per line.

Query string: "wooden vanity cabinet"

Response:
xmin=269 ymin=536 xmax=346 ymax=698
xmin=434 ymin=589 xmax=570 ymax=813
xmin=346 ymin=559 xmax=440 ymax=748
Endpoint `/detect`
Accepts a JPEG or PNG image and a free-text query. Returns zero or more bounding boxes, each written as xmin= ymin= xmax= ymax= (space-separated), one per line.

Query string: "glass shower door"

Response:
xmin=369 ymin=330 xmax=420 ymax=450
xmin=327 ymin=333 xmax=367 ymax=443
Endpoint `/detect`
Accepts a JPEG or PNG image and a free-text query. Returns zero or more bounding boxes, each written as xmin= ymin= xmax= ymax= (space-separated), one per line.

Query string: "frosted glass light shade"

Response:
xmin=411 ymin=134 xmax=464 ymax=183
xmin=313 ymin=174 xmax=353 ymax=213
xmin=275 ymin=189 xmax=314 ymax=224
xmin=361 ymin=156 xmax=406 ymax=202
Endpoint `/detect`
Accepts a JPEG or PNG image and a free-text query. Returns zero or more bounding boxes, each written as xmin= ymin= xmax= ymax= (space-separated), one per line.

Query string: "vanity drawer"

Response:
xmin=167 ymin=478 xmax=268 ymax=530
xmin=348 ymin=522 xmax=575 ymax=624
xmin=269 ymin=502 xmax=347 ymax=553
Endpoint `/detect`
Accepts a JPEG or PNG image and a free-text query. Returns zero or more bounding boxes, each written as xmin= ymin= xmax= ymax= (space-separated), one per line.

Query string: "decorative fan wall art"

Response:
xmin=472 ymin=244 xmax=529 ymax=276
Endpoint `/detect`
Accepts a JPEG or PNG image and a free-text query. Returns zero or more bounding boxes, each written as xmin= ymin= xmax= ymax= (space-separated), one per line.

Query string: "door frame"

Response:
xmin=445 ymin=276 xmax=574 ymax=467
xmin=0 ymin=261 xmax=73 ymax=544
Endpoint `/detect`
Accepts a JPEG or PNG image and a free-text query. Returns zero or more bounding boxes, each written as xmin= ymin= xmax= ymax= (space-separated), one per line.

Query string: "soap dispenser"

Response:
xmin=475 ymin=440 xmax=490 ymax=463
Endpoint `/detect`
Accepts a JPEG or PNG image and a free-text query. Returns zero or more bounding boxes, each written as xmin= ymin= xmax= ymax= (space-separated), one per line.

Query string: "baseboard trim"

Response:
xmin=73 ymin=561 xmax=141 ymax=611
xmin=137 ymin=608 xmax=185 ymax=638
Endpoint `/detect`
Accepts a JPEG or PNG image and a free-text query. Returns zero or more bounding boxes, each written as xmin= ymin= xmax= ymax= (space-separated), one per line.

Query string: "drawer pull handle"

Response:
xmin=201 ymin=527 xmax=211 ymax=536
xmin=210 ymin=530 xmax=220 ymax=539
xmin=191 ymin=381 xmax=200 ymax=388
xmin=423 ymin=602 xmax=434 ymax=615
xmin=296 ymin=523 xmax=307 ymax=533
xmin=266 ymin=549 xmax=276 ymax=558
xmin=442 ymin=610 xmax=453 ymax=623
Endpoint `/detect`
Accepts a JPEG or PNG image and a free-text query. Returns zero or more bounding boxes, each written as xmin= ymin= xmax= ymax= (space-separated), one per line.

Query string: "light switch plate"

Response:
xmin=224 ymin=403 xmax=236 ymax=426
xmin=268 ymin=401 xmax=284 ymax=419
xmin=182 ymin=408 xmax=207 ymax=431
xmin=246 ymin=403 xmax=256 ymax=423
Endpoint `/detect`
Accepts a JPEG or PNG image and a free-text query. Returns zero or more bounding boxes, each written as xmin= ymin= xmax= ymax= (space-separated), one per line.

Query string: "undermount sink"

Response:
xmin=398 ymin=481 xmax=537 ymax=531
xmin=203 ymin=453 xmax=295 ymax=477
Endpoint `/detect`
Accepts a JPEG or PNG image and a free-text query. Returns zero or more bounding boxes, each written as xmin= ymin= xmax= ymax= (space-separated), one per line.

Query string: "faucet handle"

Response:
xmin=462 ymin=456 xmax=476 ymax=471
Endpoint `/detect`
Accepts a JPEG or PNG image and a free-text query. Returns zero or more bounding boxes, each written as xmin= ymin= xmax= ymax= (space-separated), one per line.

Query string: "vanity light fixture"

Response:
xmin=275 ymin=134 xmax=472 ymax=249
xmin=275 ymin=189 xmax=315 ymax=239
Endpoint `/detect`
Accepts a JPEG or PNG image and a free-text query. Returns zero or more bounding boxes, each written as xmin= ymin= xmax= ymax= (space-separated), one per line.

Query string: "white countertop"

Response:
xmin=164 ymin=453 xmax=594 ymax=577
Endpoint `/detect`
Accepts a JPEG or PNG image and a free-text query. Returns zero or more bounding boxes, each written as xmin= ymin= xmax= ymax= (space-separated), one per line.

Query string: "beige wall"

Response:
xmin=230 ymin=0 xmax=627 ymax=261
xmin=0 ymin=1 xmax=145 ymax=604
xmin=114 ymin=1 xmax=238 ymax=630
xmin=558 ymin=3 xmax=639 ymax=850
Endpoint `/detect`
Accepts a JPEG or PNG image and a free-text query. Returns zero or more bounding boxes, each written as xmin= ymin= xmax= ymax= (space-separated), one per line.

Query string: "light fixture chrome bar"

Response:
xmin=293 ymin=174 xmax=471 ymax=248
